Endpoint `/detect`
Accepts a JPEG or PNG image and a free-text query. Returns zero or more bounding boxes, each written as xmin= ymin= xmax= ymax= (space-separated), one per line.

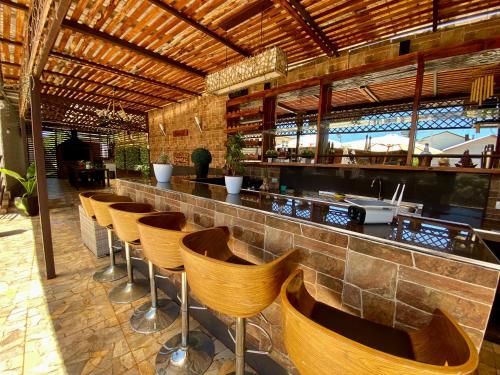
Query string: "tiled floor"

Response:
xmin=0 ymin=181 xmax=244 ymax=375
xmin=0 ymin=178 xmax=499 ymax=374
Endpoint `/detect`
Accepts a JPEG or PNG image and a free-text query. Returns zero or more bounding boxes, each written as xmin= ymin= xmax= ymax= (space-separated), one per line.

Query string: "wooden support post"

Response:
xmin=406 ymin=57 xmax=425 ymax=166
xmin=316 ymin=82 xmax=332 ymax=164
xmin=30 ymin=76 xmax=56 ymax=279
xmin=295 ymin=112 xmax=304 ymax=160
xmin=262 ymin=96 xmax=277 ymax=161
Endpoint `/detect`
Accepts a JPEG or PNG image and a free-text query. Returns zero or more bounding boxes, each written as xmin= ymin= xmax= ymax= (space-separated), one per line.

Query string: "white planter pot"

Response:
xmin=224 ymin=176 xmax=243 ymax=194
xmin=153 ymin=164 xmax=173 ymax=183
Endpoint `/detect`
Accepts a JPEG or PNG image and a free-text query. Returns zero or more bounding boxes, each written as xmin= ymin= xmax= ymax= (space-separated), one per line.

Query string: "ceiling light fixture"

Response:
xmin=95 ymin=87 xmax=131 ymax=124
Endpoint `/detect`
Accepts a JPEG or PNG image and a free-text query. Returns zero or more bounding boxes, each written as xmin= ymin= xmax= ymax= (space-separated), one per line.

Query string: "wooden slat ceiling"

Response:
xmin=1 ymin=0 xmax=500 ymax=115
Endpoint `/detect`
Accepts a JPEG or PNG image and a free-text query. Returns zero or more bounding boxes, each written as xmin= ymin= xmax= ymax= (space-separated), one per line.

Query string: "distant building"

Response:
xmin=419 ymin=131 xmax=465 ymax=151
xmin=440 ymin=135 xmax=497 ymax=166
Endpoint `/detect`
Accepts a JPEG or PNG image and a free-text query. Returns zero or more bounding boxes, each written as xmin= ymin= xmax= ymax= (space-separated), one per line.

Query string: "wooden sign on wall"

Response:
xmin=173 ymin=129 xmax=189 ymax=137
xmin=173 ymin=152 xmax=190 ymax=165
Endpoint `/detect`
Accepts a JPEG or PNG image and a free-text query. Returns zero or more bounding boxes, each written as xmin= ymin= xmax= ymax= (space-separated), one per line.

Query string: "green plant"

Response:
xmin=156 ymin=153 xmax=170 ymax=164
xmin=135 ymin=163 xmax=150 ymax=178
xmin=0 ymin=163 xmax=37 ymax=197
xmin=191 ymin=148 xmax=212 ymax=165
xmin=265 ymin=149 xmax=278 ymax=158
xmin=300 ymin=149 xmax=315 ymax=159
xmin=225 ymin=134 xmax=245 ymax=176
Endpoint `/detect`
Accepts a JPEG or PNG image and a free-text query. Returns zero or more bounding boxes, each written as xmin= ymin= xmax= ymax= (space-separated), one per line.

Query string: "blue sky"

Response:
xmin=329 ymin=127 xmax=498 ymax=143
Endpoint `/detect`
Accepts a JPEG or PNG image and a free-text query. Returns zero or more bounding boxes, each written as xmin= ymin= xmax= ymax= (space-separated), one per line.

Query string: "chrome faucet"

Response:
xmin=371 ymin=177 xmax=382 ymax=200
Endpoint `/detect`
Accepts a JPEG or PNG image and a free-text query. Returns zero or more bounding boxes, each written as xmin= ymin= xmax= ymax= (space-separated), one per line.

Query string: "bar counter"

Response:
xmin=116 ymin=177 xmax=499 ymax=372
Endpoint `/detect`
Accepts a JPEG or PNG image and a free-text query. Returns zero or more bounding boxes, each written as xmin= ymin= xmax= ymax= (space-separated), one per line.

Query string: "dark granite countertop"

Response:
xmin=119 ymin=177 xmax=500 ymax=270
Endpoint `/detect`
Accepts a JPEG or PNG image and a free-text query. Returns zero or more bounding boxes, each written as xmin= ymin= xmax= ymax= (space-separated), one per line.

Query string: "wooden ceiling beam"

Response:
xmin=0 ymin=0 xmax=28 ymax=11
xmin=277 ymin=0 xmax=338 ymax=57
xmin=34 ymin=0 xmax=72 ymax=77
xmin=43 ymin=69 xmax=175 ymax=104
xmin=219 ymin=0 xmax=274 ymax=31
xmin=1 ymin=61 xmax=20 ymax=68
xmin=148 ymin=0 xmax=251 ymax=57
xmin=432 ymin=0 xmax=439 ymax=32
xmin=42 ymin=82 xmax=160 ymax=110
xmin=0 ymin=37 xmax=23 ymax=47
xmin=61 ymin=20 xmax=205 ymax=78
xmin=358 ymin=86 xmax=380 ymax=103
xmin=50 ymin=52 xmax=198 ymax=96
xmin=277 ymin=103 xmax=297 ymax=114
xmin=41 ymin=93 xmax=145 ymax=116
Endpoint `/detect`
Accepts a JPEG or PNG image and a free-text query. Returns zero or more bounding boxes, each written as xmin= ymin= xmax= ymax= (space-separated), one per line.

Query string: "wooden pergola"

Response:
xmin=0 ymin=0 xmax=499 ymax=278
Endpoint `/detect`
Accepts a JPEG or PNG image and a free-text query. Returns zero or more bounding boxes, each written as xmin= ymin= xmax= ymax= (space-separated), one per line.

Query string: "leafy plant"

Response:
xmin=265 ymin=149 xmax=278 ymax=158
xmin=191 ymin=148 xmax=212 ymax=165
xmin=156 ymin=153 xmax=170 ymax=164
xmin=225 ymin=134 xmax=245 ymax=176
xmin=135 ymin=163 xmax=150 ymax=178
xmin=0 ymin=163 xmax=37 ymax=197
xmin=300 ymin=149 xmax=315 ymax=159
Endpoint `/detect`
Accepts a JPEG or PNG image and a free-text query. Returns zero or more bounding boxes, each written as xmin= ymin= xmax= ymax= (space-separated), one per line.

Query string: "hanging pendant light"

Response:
xmin=96 ymin=87 xmax=131 ymax=124
xmin=206 ymin=10 xmax=287 ymax=95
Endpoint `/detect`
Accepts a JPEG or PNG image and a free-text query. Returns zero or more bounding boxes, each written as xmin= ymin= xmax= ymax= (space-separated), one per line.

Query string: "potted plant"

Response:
xmin=191 ymin=147 xmax=212 ymax=179
xmin=135 ymin=163 xmax=150 ymax=180
xmin=265 ymin=149 xmax=278 ymax=163
xmin=300 ymin=149 xmax=315 ymax=164
xmin=224 ymin=134 xmax=245 ymax=194
xmin=0 ymin=163 xmax=38 ymax=216
xmin=153 ymin=154 xmax=173 ymax=183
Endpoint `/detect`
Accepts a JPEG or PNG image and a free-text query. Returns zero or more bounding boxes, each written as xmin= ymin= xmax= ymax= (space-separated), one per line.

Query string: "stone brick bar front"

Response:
xmin=116 ymin=177 xmax=500 ymax=373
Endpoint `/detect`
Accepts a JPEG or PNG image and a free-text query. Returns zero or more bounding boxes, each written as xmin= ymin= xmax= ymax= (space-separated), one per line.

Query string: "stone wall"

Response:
xmin=117 ymin=179 xmax=499 ymax=373
xmin=0 ymin=101 xmax=28 ymax=195
xmin=148 ymin=95 xmax=227 ymax=168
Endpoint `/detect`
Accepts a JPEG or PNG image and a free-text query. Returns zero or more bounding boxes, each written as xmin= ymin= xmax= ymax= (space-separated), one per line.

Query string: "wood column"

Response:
xmin=30 ymin=76 xmax=56 ymax=279
xmin=406 ymin=57 xmax=425 ymax=166
xmin=262 ymin=96 xmax=276 ymax=161
xmin=295 ymin=112 xmax=304 ymax=159
xmin=316 ymin=82 xmax=332 ymax=163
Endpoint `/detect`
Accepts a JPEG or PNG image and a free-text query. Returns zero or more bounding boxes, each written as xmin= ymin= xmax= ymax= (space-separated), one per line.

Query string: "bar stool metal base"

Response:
xmin=155 ymin=331 xmax=214 ymax=375
xmin=93 ymin=264 xmax=127 ymax=282
xmin=108 ymin=279 xmax=149 ymax=304
xmin=130 ymin=299 xmax=179 ymax=334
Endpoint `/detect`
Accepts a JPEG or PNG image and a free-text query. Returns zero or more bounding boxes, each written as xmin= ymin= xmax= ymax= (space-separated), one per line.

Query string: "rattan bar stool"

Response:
xmin=107 ymin=202 xmax=155 ymax=304
xmin=180 ymin=227 xmax=297 ymax=375
xmin=87 ymin=193 xmax=132 ymax=282
xmin=280 ymin=269 xmax=478 ymax=375
xmin=138 ymin=214 xmax=215 ymax=374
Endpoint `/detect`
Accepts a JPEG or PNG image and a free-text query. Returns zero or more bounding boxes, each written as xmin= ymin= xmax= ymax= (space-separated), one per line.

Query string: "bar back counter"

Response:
xmin=116 ymin=177 xmax=500 ymax=373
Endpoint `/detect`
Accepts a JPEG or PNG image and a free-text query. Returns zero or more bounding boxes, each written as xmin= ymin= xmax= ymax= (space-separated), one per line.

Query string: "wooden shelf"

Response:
xmin=244 ymin=162 xmax=500 ymax=174
xmin=224 ymin=123 xmax=263 ymax=134
xmin=225 ymin=107 xmax=263 ymax=120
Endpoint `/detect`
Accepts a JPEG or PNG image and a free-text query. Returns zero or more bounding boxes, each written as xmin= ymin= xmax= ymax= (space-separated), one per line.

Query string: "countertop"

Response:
xmin=118 ymin=177 xmax=500 ymax=270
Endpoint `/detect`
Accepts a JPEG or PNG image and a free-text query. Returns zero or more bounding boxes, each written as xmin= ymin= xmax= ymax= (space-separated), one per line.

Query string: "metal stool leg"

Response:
xmin=228 ymin=318 xmax=253 ymax=375
xmin=156 ymin=271 xmax=214 ymax=374
xmin=130 ymin=261 xmax=180 ymax=334
xmin=108 ymin=242 xmax=149 ymax=303
xmin=93 ymin=228 xmax=127 ymax=282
